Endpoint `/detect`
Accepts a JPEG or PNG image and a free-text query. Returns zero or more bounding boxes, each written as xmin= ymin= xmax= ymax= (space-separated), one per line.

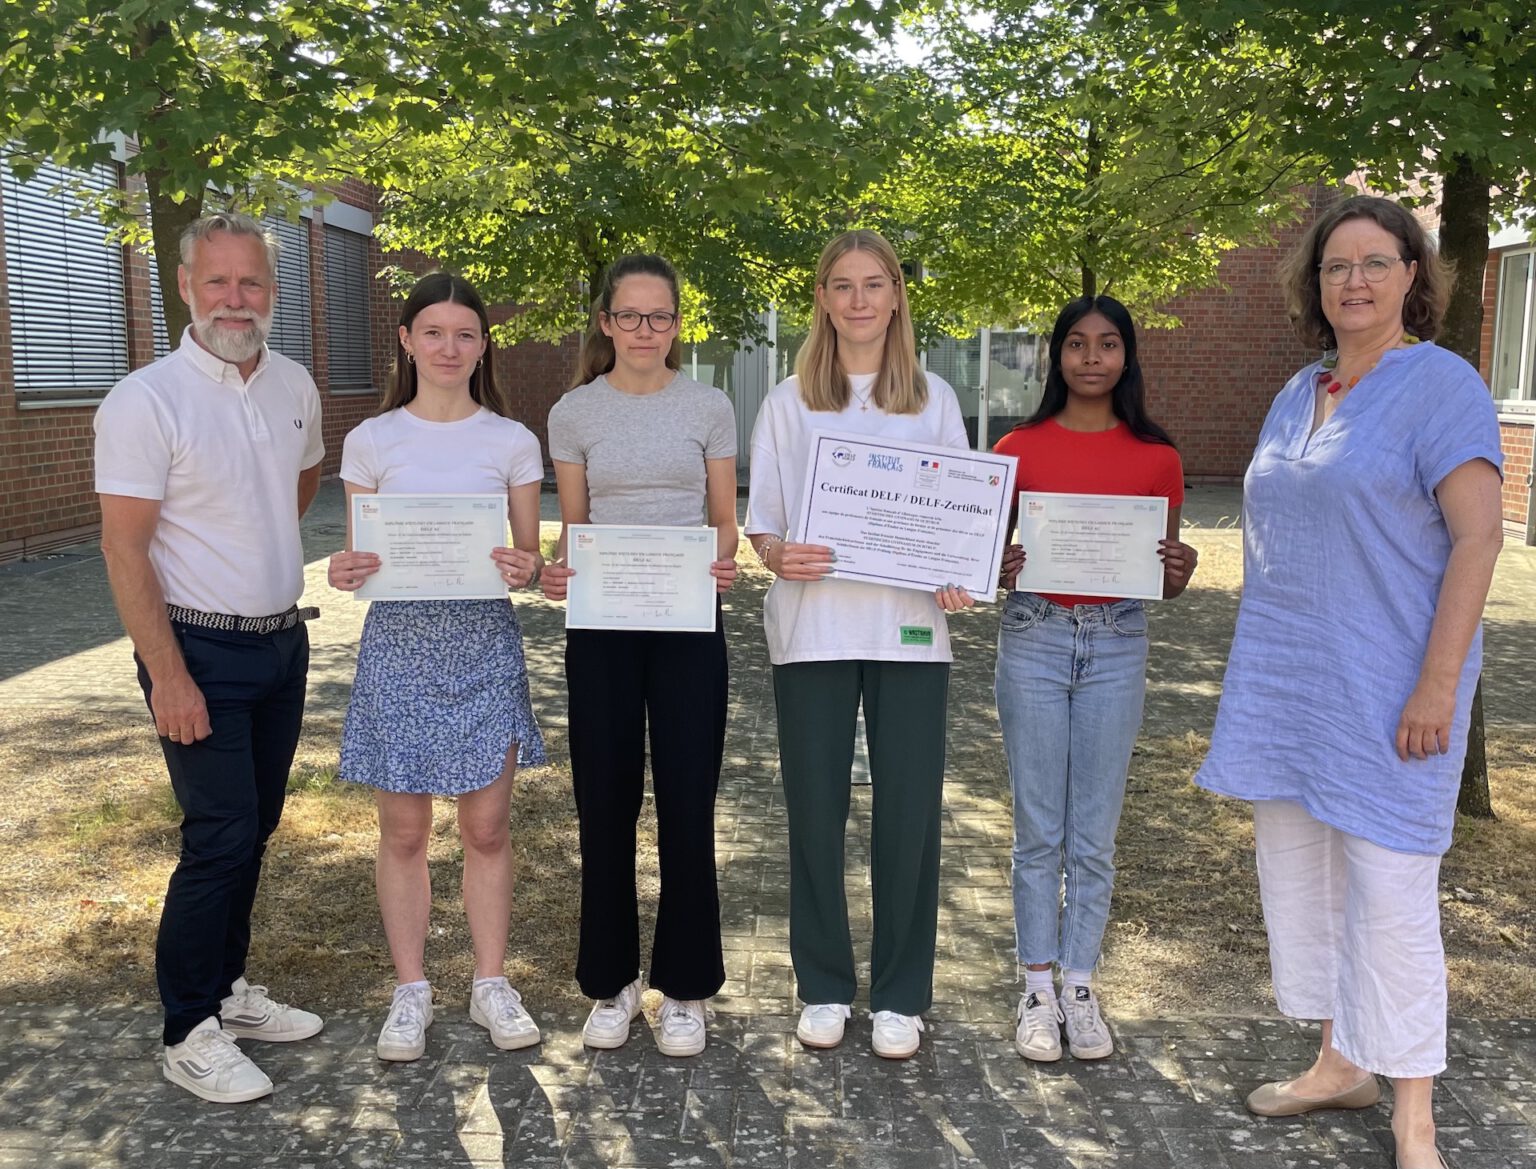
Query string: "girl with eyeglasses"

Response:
xmin=541 ymin=254 xmax=738 ymax=1057
xmin=745 ymin=229 xmax=974 ymax=1060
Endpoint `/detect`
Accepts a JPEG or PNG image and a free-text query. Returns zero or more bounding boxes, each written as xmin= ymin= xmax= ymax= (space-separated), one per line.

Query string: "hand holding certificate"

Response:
xmin=795 ymin=430 xmax=1017 ymax=600
xmin=351 ymin=493 xmax=509 ymax=601
xmin=564 ymin=525 xmax=719 ymax=632
xmin=1013 ymin=491 xmax=1168 ymax=600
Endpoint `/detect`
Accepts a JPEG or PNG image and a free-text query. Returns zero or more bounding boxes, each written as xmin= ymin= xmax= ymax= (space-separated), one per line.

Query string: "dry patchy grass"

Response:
xmin=0 ymin=708 xmax=661 ymax=1016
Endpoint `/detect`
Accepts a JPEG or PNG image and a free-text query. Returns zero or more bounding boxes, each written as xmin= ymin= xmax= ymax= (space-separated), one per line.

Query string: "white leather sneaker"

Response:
xmin=796 ymin=1003 xmax=852 ymax=1049
xmin=220 ymin=977 xmax=323 ymax=1042
xmin=870 ymin=1010 xmax=924 ymax=1059
xmin=163 ymin=1017 xmax=273 ymax=1103
xmin=376 ymin=983 xmax=433 ymax=1062
xmin=582 ymin=978 xmax=643 ymax=1050
xmin=470 ymin=978 xmax=541 ymax=1051
xmin=656 ymin=997 xmax=706 ymax=1057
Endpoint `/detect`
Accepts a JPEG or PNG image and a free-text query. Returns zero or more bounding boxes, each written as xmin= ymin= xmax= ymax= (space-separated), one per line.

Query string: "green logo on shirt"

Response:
xmin=900 ymin=626 xmax=934 ymax=646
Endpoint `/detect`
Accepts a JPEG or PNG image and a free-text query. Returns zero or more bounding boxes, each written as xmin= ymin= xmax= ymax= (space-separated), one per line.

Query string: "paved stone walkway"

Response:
xmin=2 ymin=484 xmax=1534 ymax=1169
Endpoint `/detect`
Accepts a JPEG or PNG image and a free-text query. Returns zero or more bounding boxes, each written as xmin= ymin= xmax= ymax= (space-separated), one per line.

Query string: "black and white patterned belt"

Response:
xmin=165 ymin=603 xmax=319 ymax=635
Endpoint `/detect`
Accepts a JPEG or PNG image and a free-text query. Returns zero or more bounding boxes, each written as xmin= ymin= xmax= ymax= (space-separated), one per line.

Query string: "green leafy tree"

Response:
xmin=870 ymin=5 xmax=1318 ymax=335
xmin=1111 ymin=0 xmax=1536 ymax=816
xmin=370 ymin=3 xmax=926 ymax=347
xmin=0 ymin=0 xmax=470 ymax=338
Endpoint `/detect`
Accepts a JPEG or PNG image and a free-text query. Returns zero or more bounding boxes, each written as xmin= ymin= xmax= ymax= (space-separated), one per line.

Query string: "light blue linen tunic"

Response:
xmin=1195 ymin=342 xmax=1503 ymax=855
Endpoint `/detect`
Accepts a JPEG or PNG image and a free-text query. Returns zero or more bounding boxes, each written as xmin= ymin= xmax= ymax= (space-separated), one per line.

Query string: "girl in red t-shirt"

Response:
xmin=992 ymin=295 xmax=1197 ymax=1064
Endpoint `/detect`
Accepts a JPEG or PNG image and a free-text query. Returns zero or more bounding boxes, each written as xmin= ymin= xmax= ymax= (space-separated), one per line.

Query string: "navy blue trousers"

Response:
xmin=136 ymin=621 xmax=309 ymax=1045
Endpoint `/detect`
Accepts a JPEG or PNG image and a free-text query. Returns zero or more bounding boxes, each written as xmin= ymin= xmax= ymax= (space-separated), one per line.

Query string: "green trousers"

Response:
xmin=772 ymin=659 xmax=950 ymax=1015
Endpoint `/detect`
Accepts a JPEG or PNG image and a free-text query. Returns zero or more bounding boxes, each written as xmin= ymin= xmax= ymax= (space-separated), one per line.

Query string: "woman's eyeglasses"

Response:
xmin=1318 ymin=256 xmax=1407 ymax=286
xmin=604 ymin=310 xmax=678 ymax=332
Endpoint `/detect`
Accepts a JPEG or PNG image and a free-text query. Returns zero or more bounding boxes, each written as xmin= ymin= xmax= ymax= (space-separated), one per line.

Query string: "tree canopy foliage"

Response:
xmin=873 ymin=5 xmax=1318 ymax=334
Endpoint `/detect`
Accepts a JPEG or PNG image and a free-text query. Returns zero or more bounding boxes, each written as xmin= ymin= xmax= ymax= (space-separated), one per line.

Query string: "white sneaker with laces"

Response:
xmin=582 ymin=977 xmax=644 ymax=1049
xmin=656 ymin=997 xmax=707 ymax=1058
xmin=870 ymin=1010 xmax=924 ymax=1059
xmin=376 ymin=983 xmax=434 ymax=1062
xmin=220 ymin=976 xmax=324 ymax=1042
xmin=163 ymin=1016 xmax=273 ymax=1103
xmin=470 ymin=978 xmax=541 ymax=1051
xmin=796 ymin=1003 xmax=852 ymax=1049
xmin=1062 ymin=984 xmax=1113 ymax=1060
xmin=1015 ymin=991 xmax=1064 ymax=1061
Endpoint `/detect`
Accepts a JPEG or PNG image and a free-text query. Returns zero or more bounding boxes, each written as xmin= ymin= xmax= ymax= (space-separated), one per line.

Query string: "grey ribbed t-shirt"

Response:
xmin=546 ymin=373 xmax=737 ymax=526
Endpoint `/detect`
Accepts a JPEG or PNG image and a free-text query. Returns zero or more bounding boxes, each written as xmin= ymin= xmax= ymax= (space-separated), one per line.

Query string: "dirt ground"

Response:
xmin=2 ymin=528 xmax=1532 ymax=1020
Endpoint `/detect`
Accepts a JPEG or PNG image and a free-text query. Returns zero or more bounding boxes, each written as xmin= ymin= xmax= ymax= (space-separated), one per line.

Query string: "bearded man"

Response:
xmin=94 ymin=211 xmax=326 ymax=1102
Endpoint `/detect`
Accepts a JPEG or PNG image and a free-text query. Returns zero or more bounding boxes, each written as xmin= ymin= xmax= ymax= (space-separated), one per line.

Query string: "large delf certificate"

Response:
xmin=1014 ymin=491 xmax=1168 ymax=600
xmin=795 ymin=430 xmax=1017 ymax=599
xmin=565 ymin=524 xmax=718 ymax=632
xmin=352 ymin=493 xmax=507 ymax=601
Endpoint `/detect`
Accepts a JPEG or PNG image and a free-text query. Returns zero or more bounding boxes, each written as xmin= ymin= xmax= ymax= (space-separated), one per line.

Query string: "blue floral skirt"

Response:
xmin=339 ymin=599 xmax=547 ymax=795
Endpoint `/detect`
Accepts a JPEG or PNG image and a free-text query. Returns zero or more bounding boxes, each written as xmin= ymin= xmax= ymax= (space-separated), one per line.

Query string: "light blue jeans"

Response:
xmin=994 ymin=591 xmax=1148 ymax=972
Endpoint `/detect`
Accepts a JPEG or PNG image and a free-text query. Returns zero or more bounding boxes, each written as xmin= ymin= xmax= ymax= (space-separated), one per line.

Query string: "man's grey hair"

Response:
xmin=179 ymin=211 xmax=279 ymax=275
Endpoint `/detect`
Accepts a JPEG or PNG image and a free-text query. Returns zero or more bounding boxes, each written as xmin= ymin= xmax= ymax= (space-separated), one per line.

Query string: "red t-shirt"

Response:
xmin=993 ymin=418 xmax=1185 ymax=607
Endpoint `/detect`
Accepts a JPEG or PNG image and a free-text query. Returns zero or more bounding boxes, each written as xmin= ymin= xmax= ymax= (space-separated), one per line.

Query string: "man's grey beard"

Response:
xmin=192 ymin=307 xmax=273 ymax=365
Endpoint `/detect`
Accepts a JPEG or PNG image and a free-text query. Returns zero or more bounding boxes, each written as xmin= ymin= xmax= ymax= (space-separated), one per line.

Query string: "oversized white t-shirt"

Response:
xmin=745 ymin=372 xmax=970 ymax=665
xmin=93 ymin=330 xmax=324 ymax=617
xmin=339 ymin=406 xmax=543 ymax=496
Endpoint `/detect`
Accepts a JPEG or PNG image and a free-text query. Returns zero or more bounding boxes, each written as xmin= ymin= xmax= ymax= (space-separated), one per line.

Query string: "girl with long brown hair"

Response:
xmin=326 ymin=272 xmax=547 ymax=1063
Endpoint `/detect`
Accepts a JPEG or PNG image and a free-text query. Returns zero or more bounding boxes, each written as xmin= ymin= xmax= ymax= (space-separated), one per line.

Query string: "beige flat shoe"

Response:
xmin=1245 ymin=1073 xmax=1381 ymax=1117
xmin=1395 ymin=1153 xmax=1448 ymax=1169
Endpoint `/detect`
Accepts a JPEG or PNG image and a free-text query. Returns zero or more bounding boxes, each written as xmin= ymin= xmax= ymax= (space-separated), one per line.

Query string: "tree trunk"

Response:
xmin=136 ymin=22 xmax=204 ymax=347
xmin=1438 ymin=155 xmax=1496 ymax=820
xmin=1081 ymin=119 xmax=1101 ymax=300
xmin=146 ymin=165 xmax=203 ymax=345
xmin=1457 ymin=681 xmax=1494 ymax=818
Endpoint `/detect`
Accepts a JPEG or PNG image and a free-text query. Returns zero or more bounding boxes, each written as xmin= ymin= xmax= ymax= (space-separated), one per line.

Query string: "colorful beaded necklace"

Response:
xmin=1319 ymin=334 xmax=1420 ymax=394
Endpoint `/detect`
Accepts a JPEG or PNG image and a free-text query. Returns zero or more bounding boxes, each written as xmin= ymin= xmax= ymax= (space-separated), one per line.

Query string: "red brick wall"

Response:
xmin=1500 ymin=417 xmax=1533 ymax=534
xmin=1478 ymin=251 xmax=1500 ymax=382
xmin=1139 ymin=199 xmax=1323 ymax=481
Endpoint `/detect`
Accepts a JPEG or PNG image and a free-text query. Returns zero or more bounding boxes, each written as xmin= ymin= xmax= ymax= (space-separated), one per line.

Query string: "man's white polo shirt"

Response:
xmin=94 ymin=328 xmax=325 ymax=618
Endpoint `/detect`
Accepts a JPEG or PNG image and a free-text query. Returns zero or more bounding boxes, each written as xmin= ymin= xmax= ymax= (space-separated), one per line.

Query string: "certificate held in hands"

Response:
xmin=353 ymin=493 xmax=508 ymax=601
xmin=1014 ymin=491 xmax=1168 ymax=601
xmin=565 ymin=524 xmax=718 ymax=632
xmin=796 ymin=430 xmax=1017 ymax=599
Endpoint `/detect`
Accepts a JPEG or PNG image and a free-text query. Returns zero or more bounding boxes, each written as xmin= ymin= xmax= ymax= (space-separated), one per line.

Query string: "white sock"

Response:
xmin=1023 ymin=967 xmax=1056 ymax=998
xmin=1061 ymin=968 xmax=1094 ymax=995
xmin=394 ymin=979 xmax=430 ymax=998
xmin=472 ymin=975 xmax=508 ymax=991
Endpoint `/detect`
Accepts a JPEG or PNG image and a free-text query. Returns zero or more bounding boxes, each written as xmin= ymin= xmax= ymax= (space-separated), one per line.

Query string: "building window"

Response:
xmin=1491 ymin=247 xmax=1534 ymax=405
xmin=324 ymin=224 xmax=372 ymax=391
xmin=1 ymin=153 xmax=128 ymax=401
xmin=267 ymin=216 xmax=313 ymax=370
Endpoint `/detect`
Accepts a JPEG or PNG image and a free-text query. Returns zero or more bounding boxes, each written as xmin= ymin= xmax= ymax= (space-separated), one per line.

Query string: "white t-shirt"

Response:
xmin=745 ymin=372 xmax=970 ymax=665
xmin=94 ymin=330 xmax=324 ymax=617
xmin=339 ymin=406 xmax=543 ymax=496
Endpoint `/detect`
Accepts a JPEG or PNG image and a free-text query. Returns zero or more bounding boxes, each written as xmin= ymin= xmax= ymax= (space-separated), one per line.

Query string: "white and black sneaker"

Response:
xmin=1062 ymin=984 xmax=1113 ymax=1060
xmin=220 ymin=977 xmax=323 ymax=1042
xmin=163 ymin=1016 xmax=273 ymax=1103
xmin=1014 ymin=991 xmax=1064 ymax=1062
